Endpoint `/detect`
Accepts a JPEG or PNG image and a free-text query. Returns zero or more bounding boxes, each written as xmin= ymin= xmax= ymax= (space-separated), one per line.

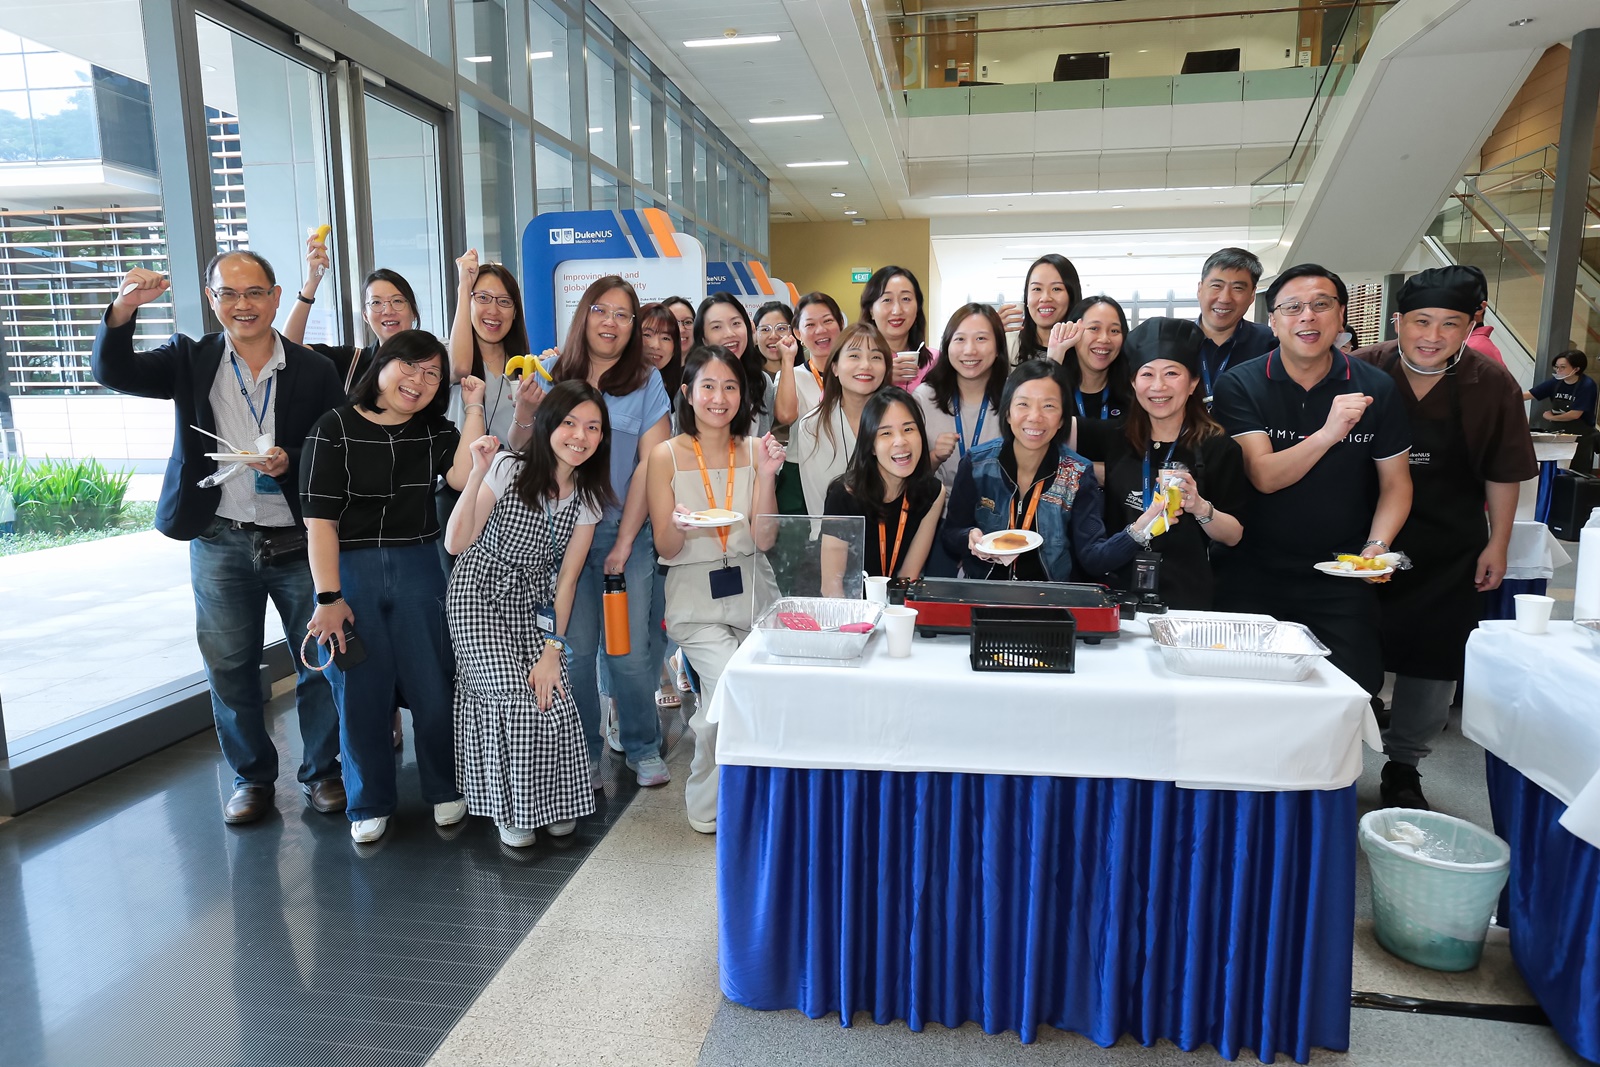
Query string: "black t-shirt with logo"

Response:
xmin=1213 ymin=349 xmax=1411 ymax=570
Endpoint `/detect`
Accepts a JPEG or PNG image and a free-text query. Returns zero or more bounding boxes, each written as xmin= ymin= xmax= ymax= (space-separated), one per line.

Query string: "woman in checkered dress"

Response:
xmin=444 ymin=381 xmax=615 ymax=848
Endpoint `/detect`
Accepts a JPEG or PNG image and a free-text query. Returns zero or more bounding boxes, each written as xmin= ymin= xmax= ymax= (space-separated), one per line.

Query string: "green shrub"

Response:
xmin=1 ymin=457 xmax=135 ymax=535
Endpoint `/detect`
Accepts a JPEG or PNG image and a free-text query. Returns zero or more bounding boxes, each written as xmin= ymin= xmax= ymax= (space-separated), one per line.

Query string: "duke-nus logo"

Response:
xmin=549 ymin=228 xmax=575 ymax=245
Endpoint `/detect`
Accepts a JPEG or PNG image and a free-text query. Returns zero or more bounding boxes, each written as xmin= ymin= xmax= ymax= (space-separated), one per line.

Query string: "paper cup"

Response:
xmin=864 ymin=575 xmax=890 ymax=606
xmin=882 ymin=605 xmax=917 ymax=657
xmin=1513 ymin=594 xmax=1555 ymax=634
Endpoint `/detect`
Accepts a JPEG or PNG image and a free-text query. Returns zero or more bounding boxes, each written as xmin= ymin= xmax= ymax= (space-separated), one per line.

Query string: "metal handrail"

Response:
xmin=1248 ymin=3 xmax=1365 ymax=187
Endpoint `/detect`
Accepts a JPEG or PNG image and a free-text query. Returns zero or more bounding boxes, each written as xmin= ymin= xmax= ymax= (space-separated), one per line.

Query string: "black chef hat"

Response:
xmin=1123 ymin=316 xmax=1203 ymax=376
xmin=1398 ymin=265 xmax=1483 ymax=316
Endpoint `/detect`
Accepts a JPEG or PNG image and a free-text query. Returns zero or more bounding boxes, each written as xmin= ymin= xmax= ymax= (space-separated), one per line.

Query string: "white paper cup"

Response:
xmin=1513 ymin=594 xmax=1555 ymax=634
xmin=864 ymin=576 xmax=889 ymax=606
xmin=893 ymin=351 xmax=920 ymax=381
xmin=882 ymin=605 xmax=917 ymax=657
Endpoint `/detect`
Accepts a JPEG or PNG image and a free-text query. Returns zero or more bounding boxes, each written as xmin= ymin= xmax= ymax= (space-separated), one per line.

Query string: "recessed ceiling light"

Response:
xmin=1508 ymin=17 xmax=1534 ymax=27
xmin=749 ymin=114 xmax=824 ymax=124
xmin=830 ymin=191 xmax=846 ymax=198
xmin=530 ymin=50 xmax=554 ymax=60
xmin=844 ymin=209 xmax=858 ymax=216
xmin=787 ymin=160 xmax=848 ymax=168
xmin=1111 ymin=204 xmax=1124 ymax=209
xmin=987 ymin=208 xmax=998 ymax=213
xmin=684 ymin=33 xmax=781 ymax=48
xmin=465 ymin=55 xmax=493 ymax=63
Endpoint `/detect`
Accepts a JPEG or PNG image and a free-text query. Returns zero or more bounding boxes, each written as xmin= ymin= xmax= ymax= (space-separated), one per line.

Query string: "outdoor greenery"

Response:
xmin=0 ymin=501 xmax=156 ymax=556
xmin=0 ymin=456 xmax=136 ymax=536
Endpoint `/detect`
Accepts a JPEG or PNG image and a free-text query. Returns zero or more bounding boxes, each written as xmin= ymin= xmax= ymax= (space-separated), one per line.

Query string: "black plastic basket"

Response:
xmin=969 ymin=606 xmax=1076 ymax=673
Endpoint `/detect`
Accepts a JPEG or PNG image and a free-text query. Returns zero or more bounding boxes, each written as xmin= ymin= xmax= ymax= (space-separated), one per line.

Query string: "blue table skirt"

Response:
xmin=1485 ymin=754 xmax=1600 ymax=1064
xmin=717 ymin=766 xmax=1356 ymax=1063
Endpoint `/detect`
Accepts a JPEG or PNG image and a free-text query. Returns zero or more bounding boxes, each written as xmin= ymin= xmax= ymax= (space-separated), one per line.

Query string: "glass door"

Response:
xmin=362 ymin=91 xmax=447 ymax=336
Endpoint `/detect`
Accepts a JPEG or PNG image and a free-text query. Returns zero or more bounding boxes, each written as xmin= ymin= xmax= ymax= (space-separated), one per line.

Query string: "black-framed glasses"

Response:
xmin=471 ymin=291 xmax=516 ymax=309
xmin=396 ymin=360 xmax=443 ymax=385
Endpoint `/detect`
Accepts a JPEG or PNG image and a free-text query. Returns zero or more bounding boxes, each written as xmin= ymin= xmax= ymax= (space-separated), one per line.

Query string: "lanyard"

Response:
xmin=1141 ymin=438 xmax=1180 ymax=509
xmin=807 ymin=360 xmax=826 ymax=392
xmin=952 ymin=396 xmax=988 ymax=459
xmin=691 ymin=437 xmax=737 ymax=555
xmin=1199 ymin=332 xmax=1236 ymax=399
xmin=229 ymin=354 xmax=273 ymax=436
xmin=1009 ymin=478 xmax=1046 ymax=532
xmin=1075 ymin=387 xmax=1109 ymax=420
xmin=878 ymin=495 xmax=910 ymax=577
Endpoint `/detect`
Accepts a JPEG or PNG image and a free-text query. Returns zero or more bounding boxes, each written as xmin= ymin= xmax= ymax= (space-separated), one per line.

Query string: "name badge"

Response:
xmin=709 ymin=565 xmax=743 ymax=600
xmin=534 ymin=604 xmax=556 ymax=632
xmin=253 ymin=471 xmax=282 ymax=495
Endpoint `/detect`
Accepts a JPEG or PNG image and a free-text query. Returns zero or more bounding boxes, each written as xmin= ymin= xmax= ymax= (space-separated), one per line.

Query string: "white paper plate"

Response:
xmin=1314 ymin=560 xmax=1394 ymax=579
xmin=977 ymin=529 xmax=1043 ymax=559
xmin=205 ymin=451 xmax=264 ymax=463
xmin=683 ymin=510 xmax=744 ymax=528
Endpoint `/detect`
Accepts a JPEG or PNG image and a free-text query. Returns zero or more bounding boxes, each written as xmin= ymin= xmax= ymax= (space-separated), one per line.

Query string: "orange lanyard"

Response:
xmin=807 ymin=361 xmax=826 ymax=391
xmin=691 ymin=437 xmax=737 ymax=554
xmin=1009 ymin=479 xmax=1046 ymax=532
xmin=878 ymin=495 xmax=910 ymax=577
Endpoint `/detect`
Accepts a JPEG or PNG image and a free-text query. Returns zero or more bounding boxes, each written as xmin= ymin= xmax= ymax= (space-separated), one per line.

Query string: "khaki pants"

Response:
xmin=671 ymin=620 xmax=747 ymax=828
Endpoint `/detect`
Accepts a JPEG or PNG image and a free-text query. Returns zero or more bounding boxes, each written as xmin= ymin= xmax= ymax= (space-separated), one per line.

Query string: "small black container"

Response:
xmin=969 ymin=606 xmax=1076 ymax=673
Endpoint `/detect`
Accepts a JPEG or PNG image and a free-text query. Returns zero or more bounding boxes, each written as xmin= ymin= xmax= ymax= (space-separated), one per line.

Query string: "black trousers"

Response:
xmin=1215 ymin=562 xmax=1383 ymax=695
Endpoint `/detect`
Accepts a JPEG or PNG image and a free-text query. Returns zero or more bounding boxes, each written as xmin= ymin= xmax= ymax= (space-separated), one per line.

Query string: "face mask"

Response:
xmin=1334 ymin=332 xmax=1352 ymax=350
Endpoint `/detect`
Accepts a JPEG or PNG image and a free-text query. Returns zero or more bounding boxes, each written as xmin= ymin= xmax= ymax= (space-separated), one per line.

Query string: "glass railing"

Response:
xmin=890 ymin=1 xmax=1390 ymax=91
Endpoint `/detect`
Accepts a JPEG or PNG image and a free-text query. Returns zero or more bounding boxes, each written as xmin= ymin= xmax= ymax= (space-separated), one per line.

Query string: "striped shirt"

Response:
xmin=210 ymin=334 xmax=293 ymax=527
xmin=299 ymin=405 xmax=461 ymax=548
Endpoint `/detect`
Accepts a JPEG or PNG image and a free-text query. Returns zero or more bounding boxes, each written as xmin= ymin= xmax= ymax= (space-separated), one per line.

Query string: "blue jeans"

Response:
xmin=568 ymin=518 xmax=665 ymax=766
xmin=326 ymin=542 xmax=460 ymax=821
xmin=190 ymin=521 xmax=340 ymax=789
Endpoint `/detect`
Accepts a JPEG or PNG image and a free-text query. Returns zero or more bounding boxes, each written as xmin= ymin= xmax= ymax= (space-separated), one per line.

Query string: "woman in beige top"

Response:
xmin=790 ymin=322 xmax=890 ymax=513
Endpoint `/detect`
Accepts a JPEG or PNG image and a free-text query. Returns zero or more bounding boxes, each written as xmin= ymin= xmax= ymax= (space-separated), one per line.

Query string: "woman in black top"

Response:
xmin=300 ymin=331 xmax=484 ymax=844
xmin=1101 ymin=317 xmax=1245 ymax=610
xmin=285 ymin=231 xmax=422 ymax=392
xmin=822 ymin=387 xmax=946 ymax=584
xmin=1051 ymin=295 xmax=1133 ymax=464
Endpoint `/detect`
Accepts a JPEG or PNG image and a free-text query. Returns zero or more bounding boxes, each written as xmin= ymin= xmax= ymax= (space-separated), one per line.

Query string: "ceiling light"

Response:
xmin=844 ymin=209 xmax=858 ymax=215
xmin=1508 ymin=18 xmax=1534 ymax=27
xmin=530 ymin=50 xmax=554 ymax=60
xmin=684 ymin=34 xmax=781 ymax=48
xmin=465 ymin=55 xmax=493 ymax=63
xmin=829 ymin=191 xmax=846 ymax=198
xmin=1111 ymin=204 xmax=1124 ymax=209
xmin=630 ymin=125 xmax=640 ymax=131
xmin=749 ymin=114 xmax=824 ymax=124
xmin=787 ymin=160 xmax=848 ymax=168
xmin=589 ymin=127 xmax=604 ymax=133
xmin=987 ymin=208 xmax=998 ymax=213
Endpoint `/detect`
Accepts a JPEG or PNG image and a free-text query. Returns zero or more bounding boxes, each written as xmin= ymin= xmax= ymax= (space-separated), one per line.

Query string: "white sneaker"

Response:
xmin=546 ymin=819 xmax=577 ymax=837
xmin=351 ymin=816 xmax=388 ymax=843
xmin=498 ymin=824 xmax=537 ymax=848
xmin=604 ymin=697 xmax=624 ymax=753
xmin=434 ymin=799 xmax=468 ymax=826
xmin=688 ymin=815 xmax=716 ymax=835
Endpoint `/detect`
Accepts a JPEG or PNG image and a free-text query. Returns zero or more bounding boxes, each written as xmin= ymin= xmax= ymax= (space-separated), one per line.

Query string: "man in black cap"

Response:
xmin=1352 ymin=264 xmax=1536 ymax=808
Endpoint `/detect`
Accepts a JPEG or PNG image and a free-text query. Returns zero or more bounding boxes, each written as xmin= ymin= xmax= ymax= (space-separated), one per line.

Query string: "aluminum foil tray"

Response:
xmin=754 ymin=597 xmax=882 ymax=661
xmin=1147 ymin=616 xmax=1330 ymax=682
xmin=1576 ymin=619 xmax=1600 ymax=649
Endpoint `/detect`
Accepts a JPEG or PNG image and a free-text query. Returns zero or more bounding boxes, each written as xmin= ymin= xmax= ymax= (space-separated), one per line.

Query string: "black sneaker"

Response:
xmin=1380 ymin=761 xmax=1430 ymax=810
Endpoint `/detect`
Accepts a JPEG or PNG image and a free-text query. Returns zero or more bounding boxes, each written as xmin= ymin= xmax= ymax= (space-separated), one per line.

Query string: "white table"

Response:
xmin=1517 ymin=440 xmax=1578 ymax=520
xmin=1504 ymin=519 xmax=1571 ymax=581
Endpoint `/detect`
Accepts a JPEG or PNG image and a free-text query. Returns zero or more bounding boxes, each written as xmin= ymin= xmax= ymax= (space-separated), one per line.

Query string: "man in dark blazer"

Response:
xmin=93 ymin=251 xmax=347 ymax=824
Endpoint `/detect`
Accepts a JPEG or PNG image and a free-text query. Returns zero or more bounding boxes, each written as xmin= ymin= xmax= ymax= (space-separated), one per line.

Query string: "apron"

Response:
xmin=1378 ymin=360 xmax=1486 ymax=680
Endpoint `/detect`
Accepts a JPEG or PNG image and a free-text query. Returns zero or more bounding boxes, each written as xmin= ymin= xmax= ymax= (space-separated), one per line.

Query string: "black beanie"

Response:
xmin=1122 ymin=316 xmax=1203 ymax=376
xmin=1398 ymin=266 xmax=1482 ymax=316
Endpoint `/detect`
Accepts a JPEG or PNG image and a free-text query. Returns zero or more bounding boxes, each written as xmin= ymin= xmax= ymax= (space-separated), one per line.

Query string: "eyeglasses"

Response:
xmin=365 ymin=297 xmax=410 ymax=312
xmin=589 ymin=304 xmax=635 ymax=324
xmin=395 ymin=360 xmax=443 ymax=385
xmin=1272 ymin=297 xmax=1339 ymax=316
xmin=211 ymin=287 xmax=273 ymax=304
xmin=471 ymin=291 xmax=516 ymax=309
xmin=756 ymin=323 xmax=792 ymax=336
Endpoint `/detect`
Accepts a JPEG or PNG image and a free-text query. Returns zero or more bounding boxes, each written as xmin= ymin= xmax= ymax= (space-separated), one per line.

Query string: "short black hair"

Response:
xmin=349 ymin=330 xmax=451 ymax=420
xmin=999 ymin=360 xmax=1071 ymax=449
xmin=1555 ymin=349 xmax=1589 ymax=375
xmin=676 ymin=344 xmax=753 ymax=438
xmin=1264 ymin=263 xmax=1348 ymax=311
xmin=1201 ymin=247 xmax=1263 ymax=287
xmin=204 ymin=249 xmax=276 ymax=290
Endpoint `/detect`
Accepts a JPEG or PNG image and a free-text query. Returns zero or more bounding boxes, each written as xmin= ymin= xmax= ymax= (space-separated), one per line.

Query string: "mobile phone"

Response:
xmin=332 ymin=622 xmax=367 ymax=670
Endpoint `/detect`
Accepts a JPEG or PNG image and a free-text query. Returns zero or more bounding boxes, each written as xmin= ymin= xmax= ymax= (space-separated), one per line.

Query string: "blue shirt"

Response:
xmin=1530 ymin=374 xmax=1598 ymax=428
xmin=539 ymin=357 xmax=671 ymax=520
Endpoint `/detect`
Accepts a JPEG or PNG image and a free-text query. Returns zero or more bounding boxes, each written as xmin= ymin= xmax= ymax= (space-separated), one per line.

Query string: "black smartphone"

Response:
xmin=332 ymin=622 xmax=367 ymax=670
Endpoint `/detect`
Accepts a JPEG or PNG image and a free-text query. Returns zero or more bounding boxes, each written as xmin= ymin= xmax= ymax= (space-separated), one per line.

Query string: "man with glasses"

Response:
xmin=1212 ymin=263 xmax=1413 ymax=697
xmin=93 ymin=251 xmax=348 ymax=825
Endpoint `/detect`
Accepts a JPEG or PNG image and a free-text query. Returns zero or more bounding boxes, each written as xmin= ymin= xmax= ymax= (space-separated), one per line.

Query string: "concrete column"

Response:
xmin=1535 ymin=27 xmax=1600 ymax=374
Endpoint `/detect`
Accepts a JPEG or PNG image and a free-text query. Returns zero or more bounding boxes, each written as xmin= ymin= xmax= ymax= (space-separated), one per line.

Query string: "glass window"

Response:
xmin=23 ymin=51 xmax=91 ymax=89
xmin=457 ymin=0 xmax=510 ymax=101
xmin=28 ymin=87 xmax=97 ymax=160
xmin=715 ymin=157 xmax=729 ymax=228
xmin=534 ymin=137 xmax=574 ymax=214
xmin=629 ymin=79 xmax=653 ymax=186
xmin=590 ymin=169 xmax=618 ymax=212
xmin=693 ymin=136 xmax=707 ymax=218
xmin=665 ymin=110 xmax=683 ymax=204
xmin=0 ymin=89 xmax=30 ymax=159
xmin=349 ymin=0 xmax=430 ymax=54
xmin=529 ymin=0 xmax=571 ymax=139
xmin=586 ymin=41 xmax=616 ymax=165
xmin=585 ymin=1 xmax=617 ymax=42
xmin=365 ymin=95 xmax=447 ymax=332
xmin=461 ymin=102 xmax=517 ymax=271
xmin=0 ymin=54 xmax=23 ymax=91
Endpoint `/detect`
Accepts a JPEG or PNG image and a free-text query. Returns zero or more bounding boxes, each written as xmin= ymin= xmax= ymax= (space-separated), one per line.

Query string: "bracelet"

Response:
xmin=1363 ymin=539 xmax=1390 ymax=551
xmin=297 ymin=294 xmax=315 ymax=306
xmin=464 ymin=403 xmax=485 ymax=413
xmin=1126 ymin=521 xmax=1153 ymax=548
xmin=513 ymin=416 xmax=533 ymax=429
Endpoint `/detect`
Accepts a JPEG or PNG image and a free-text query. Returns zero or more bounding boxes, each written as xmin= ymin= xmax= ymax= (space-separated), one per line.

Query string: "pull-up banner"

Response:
xmin=707 ymin=260 xmax=793 ymax=318
xmin=523 ymin=208 xmax=707 ymax=349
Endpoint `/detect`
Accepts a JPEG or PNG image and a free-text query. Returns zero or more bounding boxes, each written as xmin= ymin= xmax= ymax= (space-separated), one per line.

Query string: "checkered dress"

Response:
xmin=447 ymin=481 xmax=594 ymax=830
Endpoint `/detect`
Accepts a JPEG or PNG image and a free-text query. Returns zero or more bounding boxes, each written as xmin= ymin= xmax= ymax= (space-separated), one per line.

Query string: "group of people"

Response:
xmin=91 ymin=234 xmax=1555 ymax=845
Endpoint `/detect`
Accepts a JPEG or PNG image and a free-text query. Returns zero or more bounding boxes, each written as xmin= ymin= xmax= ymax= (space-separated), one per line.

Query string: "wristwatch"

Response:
xmin=315 ymin=590 xmax=343 ymax=605
xmin=1126 ymin=522 xmax=1153 ymax=548
xmin=1196 ymin=502 xmax=1215 ymax=526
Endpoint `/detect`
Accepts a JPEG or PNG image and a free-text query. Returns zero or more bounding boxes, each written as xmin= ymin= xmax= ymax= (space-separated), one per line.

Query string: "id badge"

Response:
xmin=709 ymin=565 xmax=743 ymax=600
xmin=253 ymin=470 xmax=282 ymax=495
xmin=534 ymin=604 xmax=556 ymax=632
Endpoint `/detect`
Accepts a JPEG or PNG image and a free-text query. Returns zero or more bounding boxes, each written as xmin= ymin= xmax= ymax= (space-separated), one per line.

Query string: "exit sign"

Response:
xmin=850 ymin=268 xmax=871 ymax=283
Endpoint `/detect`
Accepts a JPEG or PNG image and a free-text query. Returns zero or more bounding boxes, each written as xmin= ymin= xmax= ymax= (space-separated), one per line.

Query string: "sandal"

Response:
xmin=656 ymin=688 xmax=681 ymax=709
xmin=672 ymin=650 xmax=693 ymax=692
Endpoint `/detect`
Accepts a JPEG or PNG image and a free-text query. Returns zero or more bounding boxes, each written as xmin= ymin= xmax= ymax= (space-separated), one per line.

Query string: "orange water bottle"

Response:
xmin=603 ymin=574 xmax=631 ymax=655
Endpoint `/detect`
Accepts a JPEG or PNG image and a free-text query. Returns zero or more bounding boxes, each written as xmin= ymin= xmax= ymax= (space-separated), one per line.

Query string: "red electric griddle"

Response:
xmin=902 ymin=578 xmax=1123 ymax=644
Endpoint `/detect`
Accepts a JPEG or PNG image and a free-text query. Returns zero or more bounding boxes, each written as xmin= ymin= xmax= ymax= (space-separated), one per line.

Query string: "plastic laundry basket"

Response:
xmin=1358 ymin=808 xmax=1511 ymax=972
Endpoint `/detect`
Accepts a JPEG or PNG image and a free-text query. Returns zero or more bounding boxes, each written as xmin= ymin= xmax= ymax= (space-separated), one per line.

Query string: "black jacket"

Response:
xmin=91 ymin=306 xmax=345 ymax=540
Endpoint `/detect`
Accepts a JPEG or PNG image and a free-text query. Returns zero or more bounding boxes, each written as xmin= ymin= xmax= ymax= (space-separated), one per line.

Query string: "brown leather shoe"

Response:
xmin=223 ymin=784 xmax=273 ymax=824
xmin=303 ymin=777 xmax=347 ymax=814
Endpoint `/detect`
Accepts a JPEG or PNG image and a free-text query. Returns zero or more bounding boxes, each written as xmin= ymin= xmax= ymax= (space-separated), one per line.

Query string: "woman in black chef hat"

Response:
xmin=1101 ymin=316 xmax=1247 ymax=610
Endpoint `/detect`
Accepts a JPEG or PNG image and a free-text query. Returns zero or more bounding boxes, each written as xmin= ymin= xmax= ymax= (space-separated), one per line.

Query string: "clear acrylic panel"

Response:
xmin=754 ymin=515 xmax=868 ymax=623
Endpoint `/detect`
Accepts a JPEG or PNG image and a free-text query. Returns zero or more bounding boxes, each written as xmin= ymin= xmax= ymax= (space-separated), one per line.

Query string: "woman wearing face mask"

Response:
xmin=287 ymin=233 xmax=423 ymax=392
xmin=300 ymin=331 xmax=484 ymax=843
xmin=1052 ymin=295 xmax=1133 ymax=464
xmin=823 ymin=387 xmax=945 ymax=582
xmin=509 ymin=276 xmax=674 ymax=790
xmin=1012 ymin=254 xmax=1084 ymax=365
xmin=943 ymin=361 xmax=1160 ymax=583
xmin=647 ymin=345 xmax=784 ymax=833
xmin=791 ymin=322 xmax=890 ymax=514
xmin=694 ymin=293 xmax=786 ymax=439
xmin=915 ymin=304 xmax=1009 ymax=491
xmin=1101 ymin=318 xmax=1245 ymax=610
xmin=861 ymin=266 xmax=930 ymax=390
xmin=444 ymin=381 xmax=614 ymax=848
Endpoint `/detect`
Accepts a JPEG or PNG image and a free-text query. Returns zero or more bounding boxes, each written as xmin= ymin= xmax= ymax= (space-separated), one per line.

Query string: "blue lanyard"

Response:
xmin=228 ymin=354 xmax=273 ymax=436
xmin=952 ymin=396 xmax=988 ymax=459
xmin=1075 ymin=387 xmax=1110 ymax=420
xmin=1199 ymin=332 xmax=1236 ymax=400
xmin=1140 ymin=439 xmax=1180 ymax=509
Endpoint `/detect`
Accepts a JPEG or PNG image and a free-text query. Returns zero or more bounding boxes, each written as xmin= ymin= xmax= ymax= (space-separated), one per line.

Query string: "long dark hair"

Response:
xmin=552 ymin=275 xmax=650 ymax=396
xmin=1056 ymin=295 xmax=1132 ymax=415
xmin=839 ymin=386 xmax=938 ymax=521
xmin=350 ymin=330 xmax=451 ymax=420
xmin=924 ymin=303 xmax=1009 ymax=417
xmin=638 ymin=301 xmax=684 ymax=397
xmin=999 ymin=360 xmax=1072 ymax=450
xmin=1123 ymin=363 xmax=1223 ymax=453
xmin=808 ymin=321 xmax=889 ymax=451
xmin=511 ymin=379 xmax=617 ymax=515
xmin=677 ymin=344 xmax=753 ymax=438
xmin=467 ymin=264 xmax=530 ymax=380
xmin=859 ymin=266 xmax=927 ymax=353
xmin=693 ymin=293 xmax=766 ymax=417
xmin=363 ymin=268 xmax=421 ymax=331
xmin=1014 ymin=254 xmax=1083 ymax=364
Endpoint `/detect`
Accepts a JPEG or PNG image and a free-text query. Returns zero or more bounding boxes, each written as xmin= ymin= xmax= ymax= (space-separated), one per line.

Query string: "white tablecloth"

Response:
xmin=708 ymin=615 xmax=1379 ymax=792
xmin=1517 ymin=442 xmax=1578 ymax=519
xmin=1505 ymin=519 xmax=1572 ymax=580
xmin=1463 ymin=621 xmax=1600 ymax=848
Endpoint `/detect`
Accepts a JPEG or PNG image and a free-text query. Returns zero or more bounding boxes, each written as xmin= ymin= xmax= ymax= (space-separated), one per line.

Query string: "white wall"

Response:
xmin=12 ymin=396 xmax=175 ymax=462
